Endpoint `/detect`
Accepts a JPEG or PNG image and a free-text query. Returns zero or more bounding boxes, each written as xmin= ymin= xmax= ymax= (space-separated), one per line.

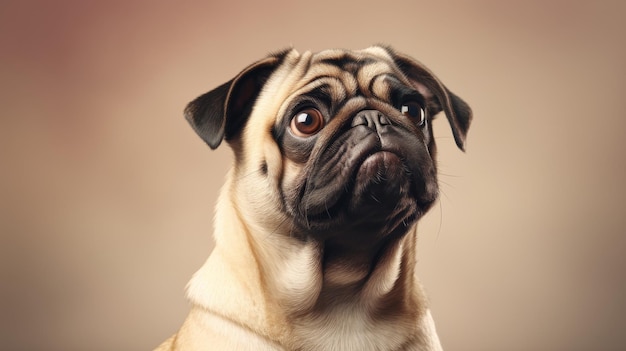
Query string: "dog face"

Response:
xmin=185 ymin=46 xmax=471 ymax=252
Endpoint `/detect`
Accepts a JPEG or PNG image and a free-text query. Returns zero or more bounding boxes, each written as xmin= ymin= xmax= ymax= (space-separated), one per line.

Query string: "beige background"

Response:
xmin=1 ymin=1 xmax=625 ymax=350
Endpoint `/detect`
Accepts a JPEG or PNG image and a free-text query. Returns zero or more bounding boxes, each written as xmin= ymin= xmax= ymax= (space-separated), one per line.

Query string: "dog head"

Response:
xmin=185 ymin=46 xmax=471 ymax=253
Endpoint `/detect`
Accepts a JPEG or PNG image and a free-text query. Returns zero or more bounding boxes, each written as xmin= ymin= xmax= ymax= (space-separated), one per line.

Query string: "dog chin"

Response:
xmin=352 ymin=151 xmax=409 ymax=202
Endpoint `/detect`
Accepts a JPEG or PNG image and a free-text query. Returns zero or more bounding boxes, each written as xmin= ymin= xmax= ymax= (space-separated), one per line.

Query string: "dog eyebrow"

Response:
xmin=301 ymin=84 xmax=333 ymax=107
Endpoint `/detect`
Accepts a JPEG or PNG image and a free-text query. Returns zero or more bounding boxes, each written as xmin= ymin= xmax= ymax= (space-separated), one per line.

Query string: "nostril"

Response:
xmin=378 ymin=114 xmax=390 ymax=125
xmin=351 ymin=114 xmax=368 ymax=128
xmin=351 ymin=110 xmax=389 ymax=130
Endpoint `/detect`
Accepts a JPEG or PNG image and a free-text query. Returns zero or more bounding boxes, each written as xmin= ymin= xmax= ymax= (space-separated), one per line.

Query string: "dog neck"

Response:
xmin=185 ymin=176 xmax=438 ymax=349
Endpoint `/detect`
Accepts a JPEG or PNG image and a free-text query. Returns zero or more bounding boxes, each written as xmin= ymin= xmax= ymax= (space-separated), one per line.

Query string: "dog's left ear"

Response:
xmin=184 ymin=53 xmax=286 ymax=149
xmin=389 ymin=50 xmax=473 ymax=151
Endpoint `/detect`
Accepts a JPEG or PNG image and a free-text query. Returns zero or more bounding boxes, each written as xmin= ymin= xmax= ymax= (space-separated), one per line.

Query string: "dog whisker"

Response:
xmin=437 ymin=179 xmax=457 ymax=191
xmin=436 ymin=197 xmax=443 ymax=242
xmin=438 ymin=172 xmax=461 ymax=178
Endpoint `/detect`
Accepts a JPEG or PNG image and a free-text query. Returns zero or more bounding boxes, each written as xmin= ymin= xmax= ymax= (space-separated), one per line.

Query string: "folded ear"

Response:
xmin=184 ymin=52 xmax=287 ymax=149
xmin=387 ymin=48 xmax=473 ymax=151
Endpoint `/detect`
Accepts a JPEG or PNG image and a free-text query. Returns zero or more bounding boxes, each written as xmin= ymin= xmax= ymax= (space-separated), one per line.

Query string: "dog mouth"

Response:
xmin=355 ymin=151 xmax=407 ymax=186
xmin=298 ymin=148 xmax=426 ymax=227
xmin=351 ymin=151 xmax=411 ymax=207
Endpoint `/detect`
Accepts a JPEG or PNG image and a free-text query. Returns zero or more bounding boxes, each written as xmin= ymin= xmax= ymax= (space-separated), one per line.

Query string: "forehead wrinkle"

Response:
xmin=300 ymin=63 xmax=343 ymax=86
xmin=357 ymin=61 xmax=393 ymax=99
xmin=369 ymin=73 xmax=394 ymax=101
xmin=309 ymin=51 xmax=365 ymax=96
xmin=339 ymin=70 xmax=358 ymax=96
xmin=299 ymin=61 xmax=358 ymax=96
xmin=357 ymin=61 xmax=394 ymax=88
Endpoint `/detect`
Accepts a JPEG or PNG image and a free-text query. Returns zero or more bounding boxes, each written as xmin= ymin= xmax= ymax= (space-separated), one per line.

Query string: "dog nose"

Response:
xmin=351 ymin=110 xmax=390 ymax=131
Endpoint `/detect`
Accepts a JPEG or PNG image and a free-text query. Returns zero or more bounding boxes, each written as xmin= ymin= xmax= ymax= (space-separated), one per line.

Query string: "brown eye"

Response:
xmin=290 ymin=108 xmax=325 ymax=137
xmin=401 ymin=102 xmax=425 ymax=126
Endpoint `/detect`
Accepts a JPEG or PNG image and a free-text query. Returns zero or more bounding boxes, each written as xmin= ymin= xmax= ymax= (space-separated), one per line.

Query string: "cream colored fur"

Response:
xmin=155 ymin=47 xmax=445 ymax=351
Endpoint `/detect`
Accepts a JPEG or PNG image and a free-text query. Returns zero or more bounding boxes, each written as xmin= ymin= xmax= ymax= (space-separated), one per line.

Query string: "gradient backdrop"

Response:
xmin=1 ymin=1 xmax=625 ymax=350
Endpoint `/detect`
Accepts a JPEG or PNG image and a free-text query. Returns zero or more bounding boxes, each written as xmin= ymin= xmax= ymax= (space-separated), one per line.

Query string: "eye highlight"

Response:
xmin=400 ymin=101 xmax=425 ymax=126
xmin=290 ymin=108 xmax=325 ymax=137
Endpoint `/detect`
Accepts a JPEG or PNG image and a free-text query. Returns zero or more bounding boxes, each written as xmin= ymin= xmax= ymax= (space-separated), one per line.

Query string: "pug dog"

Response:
xmin=155 ymin=46 xmax=472 ymax=351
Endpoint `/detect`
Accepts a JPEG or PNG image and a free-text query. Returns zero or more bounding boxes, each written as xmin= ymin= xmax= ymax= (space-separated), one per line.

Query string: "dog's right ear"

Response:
xmin=383 ymin=47 xmax=473 ymax=151
xmin=184 ymin=52 xmax=286 ymax=149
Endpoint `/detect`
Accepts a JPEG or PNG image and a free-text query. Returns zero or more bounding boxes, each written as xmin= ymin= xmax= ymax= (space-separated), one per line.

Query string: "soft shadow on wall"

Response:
xmin=1 ymin=1 xmax=625 ymax=351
